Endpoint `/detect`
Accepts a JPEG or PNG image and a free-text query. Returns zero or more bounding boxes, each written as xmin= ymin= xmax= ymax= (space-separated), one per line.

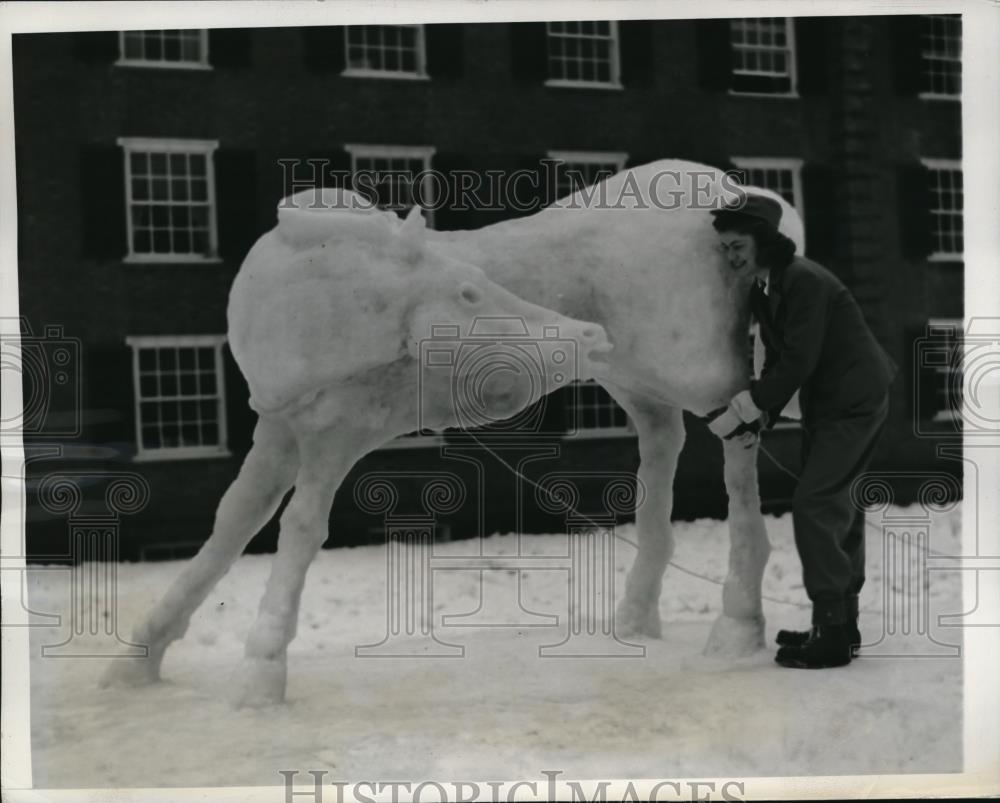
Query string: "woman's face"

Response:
xmin=718 ymin=232 xmax=761 ymax=276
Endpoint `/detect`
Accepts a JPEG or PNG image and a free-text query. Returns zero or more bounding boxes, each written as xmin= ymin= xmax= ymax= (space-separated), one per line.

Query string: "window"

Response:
xmin=118 ymin=30 xmax=209 ymax=68
xmin=343 ymin=25 xmax=426 ymax=78
xmin=729 ymin=18 xmax=796 ymax=96
xmin=127 ymin=335 xmax=229 ymax=461
xmin=546 ymin=21 xmax=621 ymax=88
xmin=117 ymin=138 xmax=219 ymax=263
xmin=547 ymin=151 xmax=627 ymax=200
xmin=731 ymin=157 xmax=804 ymax=213
xmin=345 ymin=144 xmax=436 ymax=226
xmin=921 ymin=159 xmax=963 ymax=260
xmin=568 ymin=381 xmax=631 ymax=436
xmin=920 ymin=15 xmax=961 ymax=98
xmin=922 ymin=319 xmax=963 ymax=422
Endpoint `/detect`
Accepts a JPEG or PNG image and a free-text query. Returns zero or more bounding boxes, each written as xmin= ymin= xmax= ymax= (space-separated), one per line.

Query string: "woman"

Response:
xmin=706 ymin=193 xmax=897 ymax=669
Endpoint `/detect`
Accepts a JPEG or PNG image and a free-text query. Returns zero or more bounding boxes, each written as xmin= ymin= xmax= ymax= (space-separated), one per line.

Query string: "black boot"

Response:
xmin=776 ymin=595 xmax=861 ymax=649
xmin=776 ymin=619 xmax=860 ymax=649
xmin=775 ymin=624 xmax=853 ymax=669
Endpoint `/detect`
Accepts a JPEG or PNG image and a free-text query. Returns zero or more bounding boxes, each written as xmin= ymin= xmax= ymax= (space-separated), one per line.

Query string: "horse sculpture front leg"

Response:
xmin=703 ymin=435 xmax=770 ymax=656
xmin=607 ymin=393 xmax=686 ymax=638
xmin=231 ymin=419 xmax=378 ymax=707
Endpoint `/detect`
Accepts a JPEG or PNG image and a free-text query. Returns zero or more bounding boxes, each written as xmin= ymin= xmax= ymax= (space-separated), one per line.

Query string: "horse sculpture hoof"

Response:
xmin=614 ymin=599 xmax=662 ymax=639
xmin=703 ymin=614 xmax=765 ymax=658
xmin=231 ymin=657 xmax=288 ymax=708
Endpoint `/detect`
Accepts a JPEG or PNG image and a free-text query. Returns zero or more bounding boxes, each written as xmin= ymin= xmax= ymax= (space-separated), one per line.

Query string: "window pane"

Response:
xmin=140 ymin=401 xmax=160 ymax=423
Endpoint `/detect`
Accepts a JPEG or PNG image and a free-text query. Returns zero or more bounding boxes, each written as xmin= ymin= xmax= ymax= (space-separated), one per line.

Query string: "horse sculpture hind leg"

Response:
xmin=604 ymin=384 xmax=769 ymax=655
xmin=603 ymin=389 xmax=686 ymax=638
xmin=230 ymin=412 xmax=386 ymax=707
xmin=101 ymin=416 xmax=299 ymax=688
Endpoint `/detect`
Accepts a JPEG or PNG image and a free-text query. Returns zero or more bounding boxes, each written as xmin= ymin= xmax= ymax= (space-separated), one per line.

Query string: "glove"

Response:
xmin=706 ymin=405 xmax=742 ymax=439
xmin=730 ymin=389 xmax=763 ymax=423
xmin=705 ymin=398 xmax=764 ymax=443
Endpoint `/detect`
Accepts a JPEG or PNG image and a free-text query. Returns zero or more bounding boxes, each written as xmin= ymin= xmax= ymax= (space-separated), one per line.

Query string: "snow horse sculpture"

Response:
xmin=102 ymin=160 xmax=804 ymax=706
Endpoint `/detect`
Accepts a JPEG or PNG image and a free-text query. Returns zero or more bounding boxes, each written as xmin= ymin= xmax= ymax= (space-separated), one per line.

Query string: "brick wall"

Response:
xmin=13 ymin=18 xmax=962 ymax=558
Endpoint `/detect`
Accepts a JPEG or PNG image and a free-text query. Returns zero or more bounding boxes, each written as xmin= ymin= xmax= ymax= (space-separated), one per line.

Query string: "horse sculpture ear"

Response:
xmin=395 ymin=205 xmax=427 ymax=264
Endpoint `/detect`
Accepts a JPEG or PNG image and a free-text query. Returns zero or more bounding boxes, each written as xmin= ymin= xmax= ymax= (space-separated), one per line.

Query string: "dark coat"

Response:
xmin=749 ymin=255 xmax=897 ymax=424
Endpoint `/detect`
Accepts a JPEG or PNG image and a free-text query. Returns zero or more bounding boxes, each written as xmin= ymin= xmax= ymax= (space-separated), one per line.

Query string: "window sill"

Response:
xmin=727 ymin=89 xmax=799 ymax=100
xmin=132 ymin=448 xmax=232 ymax=463
xmin=123 ymin=255 xmax=224 ymax=266
xmin=341 ymin=69 xmax=429 ymax=81
xmin=544 ymin=79 xmax=623 ymax=91
xmin=927 ymin=253 xmax=964 ymax=263
xmin=919 ymin=93 xmax=961 ymax=102
xmin=377 ymin=435 xmax=447 ymax=450
xmin=115 ymin=60 xmax=212 ymax=71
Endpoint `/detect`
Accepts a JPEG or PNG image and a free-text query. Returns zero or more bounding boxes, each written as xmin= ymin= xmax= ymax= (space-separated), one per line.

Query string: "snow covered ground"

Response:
xmin=25 ymin=504 xmax=963 ymax=788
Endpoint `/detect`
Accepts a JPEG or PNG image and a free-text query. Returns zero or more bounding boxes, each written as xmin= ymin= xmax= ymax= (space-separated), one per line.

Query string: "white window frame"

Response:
xmin=126 ymin=334 xmax=230 ymax=462
xmin=544 ymin=21 xmax=623 ymax=91
xmin=565 ymin=380 xmax=634 ymax=439
xmin=925 ymin=318 xmax=963 ymax=423
xmin=344 ymin=144 xmax=437 ymax=228
xmin=728 ymin=17 xmax=798 ymax=98
xmin=116 ymin=30 xmax=211 ymax=70
xmin=920 ymin=158 xmax=964 ymax=262
xmin=730 ymin=156 xmax=805 ymax=216
xmin=919 ymin=15 xmax=961 ymax=101
xmin=342 ymin=24 xmax=428 ymax=80
xmin=117 ymin=137 xmax=220 ymax=264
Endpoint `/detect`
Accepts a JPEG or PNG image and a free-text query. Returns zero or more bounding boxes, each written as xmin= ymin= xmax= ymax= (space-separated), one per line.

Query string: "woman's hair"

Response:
xmin=711 ymin=211 xmax=797 ymax=270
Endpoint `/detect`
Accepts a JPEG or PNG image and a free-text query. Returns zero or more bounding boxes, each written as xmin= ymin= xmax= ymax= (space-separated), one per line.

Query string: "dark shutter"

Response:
xmin=890 ymin=15 xmax=924 ymax=95
xmin=619 ymin=20 xmax=654 ymax=88
xmin=86 ymin=342 xmax=136 ymax=447
xmin=696 ymin=19 xmax=732 ymax=91
xmin=74 ymin=31 xmax=119 ymax=65
xmin=510 ymin=23 xmax=548 ymax=84
xmin=897 ymin=163 xmax=933 ymax=260
xmin=909 ymin=324 xmax=941 ymax=420
xmin=80 ymin=144 xmax=127 ymax=260
xmin=425 ymin=24 xmax=464 ymax=79
xmin=215 ymin=149 xmax=260 ymax=263
xmin=795 ymin=17 xmax=829 ymax=95
xmin=209 ymin=28 xmax=252 ymax=68
xmin=432 ymin=153 xmax=474 ymax=231
xmin=303 ymin=26 xmax=345 ymax=74
xmin=801 ymin=163 xmax=837 ymax=263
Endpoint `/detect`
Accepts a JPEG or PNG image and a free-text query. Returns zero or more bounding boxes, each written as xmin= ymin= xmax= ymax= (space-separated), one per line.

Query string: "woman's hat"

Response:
xmin=710 ymin=193 xmax=783 ymax=230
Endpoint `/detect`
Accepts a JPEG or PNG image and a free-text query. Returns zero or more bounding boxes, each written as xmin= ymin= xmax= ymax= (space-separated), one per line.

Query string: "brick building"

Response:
xmin=12 ymin=16 xmax=963 ymax=560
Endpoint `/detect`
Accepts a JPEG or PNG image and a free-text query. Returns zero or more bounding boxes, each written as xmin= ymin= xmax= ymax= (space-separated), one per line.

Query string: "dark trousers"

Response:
xmin=794 ymin=394 xmax=889 ymax=625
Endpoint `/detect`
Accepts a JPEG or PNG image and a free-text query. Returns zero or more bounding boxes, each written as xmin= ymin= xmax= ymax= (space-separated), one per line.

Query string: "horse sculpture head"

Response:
xmin=228 ymin=189 xmax=612 ymax=423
